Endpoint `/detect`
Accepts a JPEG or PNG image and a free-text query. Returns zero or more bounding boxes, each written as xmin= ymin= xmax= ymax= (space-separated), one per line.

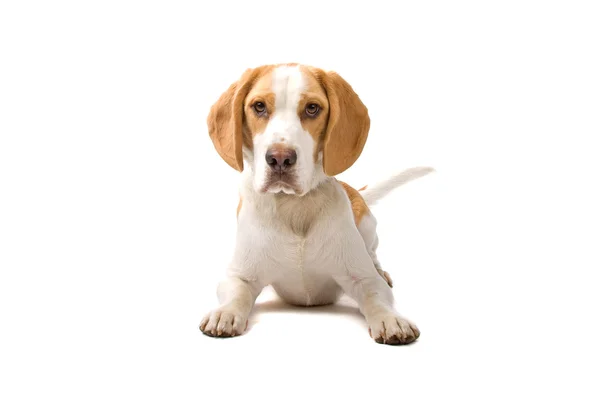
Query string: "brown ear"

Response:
xmin=319 ymin=71 xmax=370 ymax=176
xmin=207 ymin=68 xmax=258 ymax=172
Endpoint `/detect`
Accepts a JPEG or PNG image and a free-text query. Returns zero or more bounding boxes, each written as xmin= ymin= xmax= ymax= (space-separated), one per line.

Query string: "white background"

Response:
xmin=1 ymin=1 xmax=599 ymax=399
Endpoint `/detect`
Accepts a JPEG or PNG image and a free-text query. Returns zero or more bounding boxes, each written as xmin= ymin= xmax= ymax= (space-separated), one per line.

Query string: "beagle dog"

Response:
xmin=200 ymin=63 xmax=433 ymax=345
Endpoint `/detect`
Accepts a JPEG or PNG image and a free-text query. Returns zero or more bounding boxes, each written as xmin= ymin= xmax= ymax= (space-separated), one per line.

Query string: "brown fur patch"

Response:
xmin=338 ymin=181 xmax=370 ymax=226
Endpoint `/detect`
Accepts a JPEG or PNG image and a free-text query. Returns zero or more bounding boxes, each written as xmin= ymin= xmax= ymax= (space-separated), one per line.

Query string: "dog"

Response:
xmin=199 ymin=63 xmax=433 ymax=345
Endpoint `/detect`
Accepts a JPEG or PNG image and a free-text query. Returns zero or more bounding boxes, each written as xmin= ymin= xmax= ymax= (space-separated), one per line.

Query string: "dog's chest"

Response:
xmin=234 ymin=184 xmax=350 ymax=282
xmin=256 ymin=215 xmax=336 ymax=273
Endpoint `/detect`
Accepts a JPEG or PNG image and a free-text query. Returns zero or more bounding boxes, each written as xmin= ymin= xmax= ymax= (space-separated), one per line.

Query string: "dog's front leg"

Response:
xmin=199 ymin=277 xmax=263 ymax=338
xmin=331 ymin=231 xmax=420 ymax=345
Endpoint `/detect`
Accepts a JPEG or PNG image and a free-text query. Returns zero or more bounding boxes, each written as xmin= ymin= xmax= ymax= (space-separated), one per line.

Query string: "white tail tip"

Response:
xmin=360 ymin=166 xmax=435 ymax=206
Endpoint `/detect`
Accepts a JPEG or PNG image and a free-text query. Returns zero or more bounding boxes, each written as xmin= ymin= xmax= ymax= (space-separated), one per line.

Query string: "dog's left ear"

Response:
xmin=319 ymin=71 xmax=370 ymax=176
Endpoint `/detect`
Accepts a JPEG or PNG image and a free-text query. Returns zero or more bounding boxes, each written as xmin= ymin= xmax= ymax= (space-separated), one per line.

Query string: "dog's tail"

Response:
xmin=358 ymin=167 xmax=435 ymax=207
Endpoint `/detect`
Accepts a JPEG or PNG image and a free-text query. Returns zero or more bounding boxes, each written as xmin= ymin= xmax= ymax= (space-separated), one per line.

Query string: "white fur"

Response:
xmin=250 ymin=65 xmax=322 ymax=196
xmin=199 ymin=172 xmax=420 ymax=343
xmin=200 ymin=166 xmax=425 ymax=343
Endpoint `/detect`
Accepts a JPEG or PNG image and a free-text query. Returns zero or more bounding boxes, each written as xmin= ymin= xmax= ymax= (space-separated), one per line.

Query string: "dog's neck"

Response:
xmin=240 ymin=172 xmax=340 ymax=237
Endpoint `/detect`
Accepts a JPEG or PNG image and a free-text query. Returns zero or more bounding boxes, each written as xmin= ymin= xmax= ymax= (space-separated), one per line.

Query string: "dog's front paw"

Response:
xmin=199 ymin=308 xmax=247 ymax=338
xmin=368 ymin=313 xmax=420 ymax=345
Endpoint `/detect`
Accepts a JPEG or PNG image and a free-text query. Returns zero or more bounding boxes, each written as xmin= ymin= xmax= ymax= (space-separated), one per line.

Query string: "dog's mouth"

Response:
xmin=261 ymin=172 xmax=301 ymax=195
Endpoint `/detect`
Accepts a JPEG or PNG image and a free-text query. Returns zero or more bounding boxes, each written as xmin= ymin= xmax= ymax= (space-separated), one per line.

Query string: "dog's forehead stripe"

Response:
xmin=272 ymin=66 xmax=305 ymax=112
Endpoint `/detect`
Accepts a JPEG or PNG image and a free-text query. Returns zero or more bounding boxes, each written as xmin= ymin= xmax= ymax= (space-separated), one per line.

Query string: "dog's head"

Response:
xmin=207 ymin=64 xmax=370 ymax=196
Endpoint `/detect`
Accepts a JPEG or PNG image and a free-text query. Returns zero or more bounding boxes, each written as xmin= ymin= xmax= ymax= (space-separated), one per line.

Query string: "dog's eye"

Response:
xmin=253 ymin=102 xmax=267 ymax=116
xmin=305 ymin=103 xmax=320 ymax=117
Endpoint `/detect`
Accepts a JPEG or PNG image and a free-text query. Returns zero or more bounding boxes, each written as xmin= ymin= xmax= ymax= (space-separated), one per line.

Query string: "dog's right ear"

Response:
xmin=207 ymin=68 xmax=259 ymax=172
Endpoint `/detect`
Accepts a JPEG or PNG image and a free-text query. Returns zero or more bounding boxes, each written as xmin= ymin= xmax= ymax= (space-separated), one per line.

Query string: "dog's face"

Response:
xmin=207 ymin=64 xmax=370 ymax=195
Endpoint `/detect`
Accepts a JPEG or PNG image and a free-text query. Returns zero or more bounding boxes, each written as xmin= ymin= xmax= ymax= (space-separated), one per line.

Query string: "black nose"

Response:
xmin=265 ymin=147 xmax=297 ymax=172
